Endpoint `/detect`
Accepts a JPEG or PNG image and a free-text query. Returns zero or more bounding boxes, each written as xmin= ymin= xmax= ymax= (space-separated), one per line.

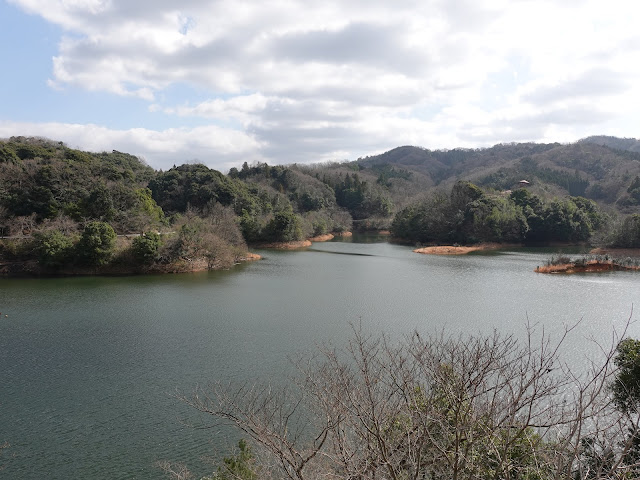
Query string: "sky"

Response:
xmin=0 ymin=0 xmax=639 ymax=172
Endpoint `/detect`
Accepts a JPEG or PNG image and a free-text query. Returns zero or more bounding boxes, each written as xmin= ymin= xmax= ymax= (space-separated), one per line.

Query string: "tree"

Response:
xmin=181 ymin=324 xmax=637 ymax=480
xmin=391 ymin=192 xmax=452 ymax=244
xmin=77 ymin=221 xmax=116 ymax=267
xmin=164 ymin=215 xmax=242 ymax=269
xmin=571 ymin=336 xmax=640 ymax=480
xmin=0 ymin=205 xmax=9 ymax=237
xmin=131 ymin=231 xmax=161 ymax=265
xmin=610 ymin=214 xmax=640 ymax=248
xmin=210 ymin=440 xmax=257 ymax=480
xmin=240 ymin=209 xmax=263 ymax=243
xmin=612 ymin=338 xmax=640 ymax=414
xmin=264 ymin=206 xmax=303 ymax=242
xmin=627 ymin=176 xmax=640 ymax=204
xmin=450 ymin=180 xmax=483 ymax=211
xmin=159 ymin=439 xmax=257 ymax=480
xmin=33 ymin=229 xmax=75 ymax=269
xmin=84 ymin=183 xmax=116 ymax=221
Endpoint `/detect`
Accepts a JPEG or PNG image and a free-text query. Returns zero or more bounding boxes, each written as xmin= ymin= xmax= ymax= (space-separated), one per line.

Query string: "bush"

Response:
xmin=33 ymin=230 xmax=75 ymax=269
xmin=547 ymin=254 xmax=572 ymax=266
xmin=180 ymin=325 xmax=640 ymax=480
xmin=161 ymin=216 xmax=242 ymax=269
xmin=612 ymin=338 xmax=640 ymax=413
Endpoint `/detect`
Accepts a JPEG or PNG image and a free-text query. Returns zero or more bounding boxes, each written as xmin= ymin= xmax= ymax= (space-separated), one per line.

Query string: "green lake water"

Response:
xmin=1 ymin=236 xmax=638 ymax=479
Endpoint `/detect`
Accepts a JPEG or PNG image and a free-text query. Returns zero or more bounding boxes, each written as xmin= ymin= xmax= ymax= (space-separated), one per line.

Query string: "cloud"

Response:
xmin=165 ymin=94 xmax=269 ymax=123
xmin=266 ymin=22 xmax=427 ymax=75
xmin=521 ymin=68 xmax=630 ymax=105
xmin=5 ymin=0 xmax=640 ymax=170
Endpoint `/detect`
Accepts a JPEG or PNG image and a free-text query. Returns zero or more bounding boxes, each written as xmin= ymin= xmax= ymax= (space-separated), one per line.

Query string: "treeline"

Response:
xmin=391 ymin=181 xmax=604 ymax=245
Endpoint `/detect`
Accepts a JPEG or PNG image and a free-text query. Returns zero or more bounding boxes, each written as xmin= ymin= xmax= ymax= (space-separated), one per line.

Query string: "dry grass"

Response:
xmin=535 ymin=258 xmax=640 ymax=274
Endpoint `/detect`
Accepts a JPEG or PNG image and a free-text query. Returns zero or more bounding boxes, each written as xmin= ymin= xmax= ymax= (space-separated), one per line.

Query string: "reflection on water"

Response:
xmin=0 ymin=237 xmax=638 ymax=479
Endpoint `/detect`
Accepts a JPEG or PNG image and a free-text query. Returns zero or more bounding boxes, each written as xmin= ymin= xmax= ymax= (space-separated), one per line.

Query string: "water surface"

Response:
xmin=1 ymin=236 xmax=638 ymax=478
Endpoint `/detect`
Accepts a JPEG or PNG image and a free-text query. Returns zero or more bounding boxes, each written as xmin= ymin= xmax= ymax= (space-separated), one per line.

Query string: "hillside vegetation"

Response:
xmin=2 ymin=135 xmax=640 ymax=274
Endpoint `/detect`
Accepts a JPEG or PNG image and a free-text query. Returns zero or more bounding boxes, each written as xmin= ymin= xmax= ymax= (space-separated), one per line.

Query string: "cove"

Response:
xmin=0 ymin=235 xmax=638 ymax=479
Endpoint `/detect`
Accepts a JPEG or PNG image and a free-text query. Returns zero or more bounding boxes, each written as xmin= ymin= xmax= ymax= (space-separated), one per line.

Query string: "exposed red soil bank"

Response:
xmin=255 ymin=231 xmax=353 ymax=249
xmin=256 ymin=240 xmax=313 ymax=249
xmin=413 ymin=243 xmax=504 ymax=255
xmin=308 ymin=234 xmax=334 ymax=242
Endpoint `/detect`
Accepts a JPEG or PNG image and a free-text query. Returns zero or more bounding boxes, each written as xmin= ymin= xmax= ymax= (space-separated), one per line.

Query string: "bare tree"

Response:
xmin=180 ymin=321 xmax=640 ymax=480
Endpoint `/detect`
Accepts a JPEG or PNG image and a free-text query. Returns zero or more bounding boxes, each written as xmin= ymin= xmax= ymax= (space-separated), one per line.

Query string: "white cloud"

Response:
xmin=166 ymin=93 xmax=269 ymax=123
xmin=6 ymin=0 xmax=640 ymax=169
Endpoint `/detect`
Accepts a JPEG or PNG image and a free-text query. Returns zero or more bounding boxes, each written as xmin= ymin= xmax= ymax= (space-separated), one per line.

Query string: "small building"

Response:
xmin=518 ymin=180 xmax=530 ymax=187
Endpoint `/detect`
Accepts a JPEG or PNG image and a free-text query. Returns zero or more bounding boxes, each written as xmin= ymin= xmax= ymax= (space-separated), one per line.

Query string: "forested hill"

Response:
xmin=357 ymin=140 xmax=640 ymax=209
xmin=579 ymin=135 xmax=640 ymax=153
xmin=3 ymin=135 xmax=640 ymax=231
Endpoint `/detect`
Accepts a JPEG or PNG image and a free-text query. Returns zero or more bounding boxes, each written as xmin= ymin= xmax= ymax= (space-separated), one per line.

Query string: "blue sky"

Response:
xmin=1 ymin=0 xmax=639 ymax=172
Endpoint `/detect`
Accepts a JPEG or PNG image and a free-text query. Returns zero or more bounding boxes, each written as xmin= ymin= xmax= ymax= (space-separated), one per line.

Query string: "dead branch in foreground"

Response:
xmin=178 ymin=320 xmax=640 ymax=480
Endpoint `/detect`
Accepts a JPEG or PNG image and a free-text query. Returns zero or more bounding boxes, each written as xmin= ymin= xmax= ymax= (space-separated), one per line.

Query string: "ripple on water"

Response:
xmin=0 ymin=241 xmax=638 ymax=478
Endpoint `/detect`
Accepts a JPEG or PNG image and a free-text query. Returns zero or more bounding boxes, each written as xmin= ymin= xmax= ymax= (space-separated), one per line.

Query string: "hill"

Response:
xmin=356 ymin=140 xmax=640 ymax=212
xmin=579 ymin=135 xmax=640 ymax=153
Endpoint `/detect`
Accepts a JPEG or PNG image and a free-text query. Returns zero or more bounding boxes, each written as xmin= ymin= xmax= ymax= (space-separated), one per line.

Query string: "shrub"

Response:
xmin=33 ymin=230 xmax=75 ymax=269
xmin=131 ymin=232 xmax=161 ymax=265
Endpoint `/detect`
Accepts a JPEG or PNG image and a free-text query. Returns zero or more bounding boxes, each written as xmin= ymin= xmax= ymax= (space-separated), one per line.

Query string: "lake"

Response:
xmin=1 ymin=235 xmax=638 ymax=479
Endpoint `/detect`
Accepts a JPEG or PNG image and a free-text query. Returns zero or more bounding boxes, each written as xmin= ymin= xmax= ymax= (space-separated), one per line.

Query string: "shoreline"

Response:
xmin=0 ymin=251 xmax=263 ymax=277
xmin=307 ymin=233 xmax=334 ymax=242
xmin=0 ymin=230 xmax=358 ymax=277
xmin=253 ymin=231 xmax=354 ymax=250
xmin=253 ymin=240 xmax=313 ymax=250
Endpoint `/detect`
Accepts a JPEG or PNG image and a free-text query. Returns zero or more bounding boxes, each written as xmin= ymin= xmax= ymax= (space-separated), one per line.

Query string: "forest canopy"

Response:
xmin=391 ymin=181 xmax=604 ymax=245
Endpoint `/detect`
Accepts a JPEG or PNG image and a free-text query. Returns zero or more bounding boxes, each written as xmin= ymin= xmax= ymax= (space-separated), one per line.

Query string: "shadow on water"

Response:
xmin=308 ymin=248 xmax=376 ymax=257
xmin=330 ymin=233 xmax=390 ymax=243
